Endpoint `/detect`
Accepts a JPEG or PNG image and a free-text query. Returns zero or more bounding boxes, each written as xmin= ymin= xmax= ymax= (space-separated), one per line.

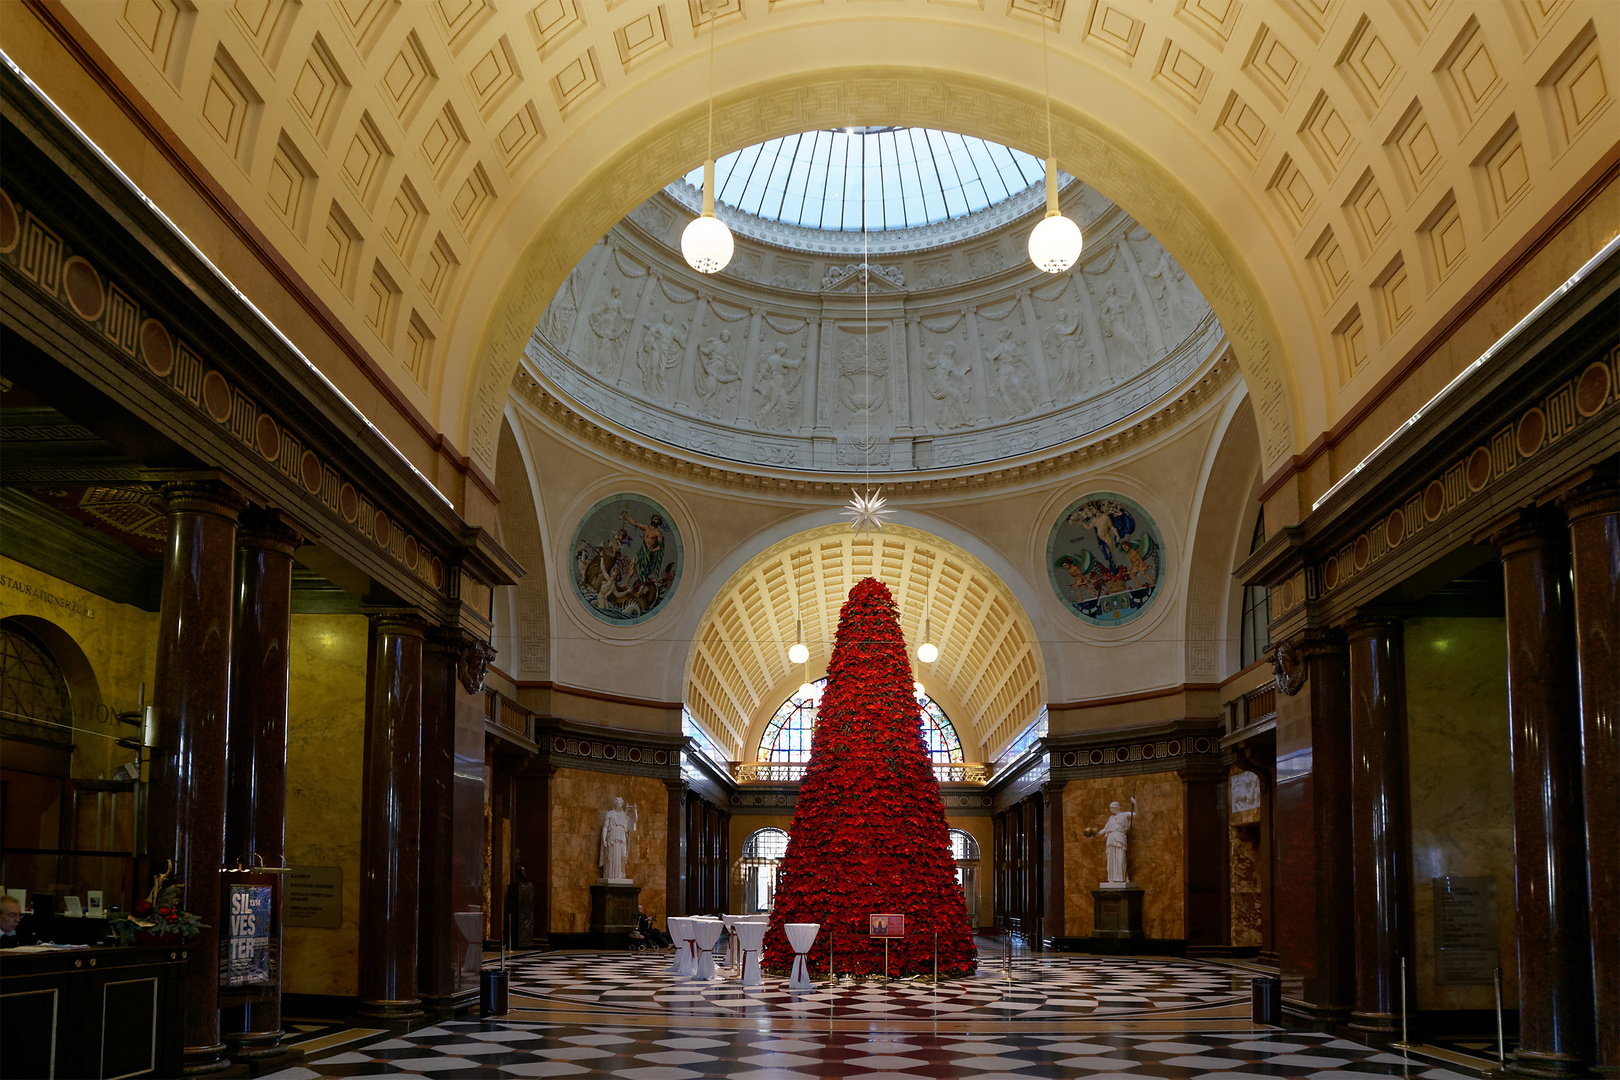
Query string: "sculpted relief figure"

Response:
xmin=600 ymin=796 xmax=637 ymax=883
xmin=837 ymin=338 xmax=889 ymax=417
xmin=753 ymin=341 xmax=804 ymax=430
xmin=1041 ymin=308 xmax=1100 ymax=399
xmin=638 ymin=310 xmax=687 ymax=398
xmin=586 ymin=285 xmax=634 ymax=371
xmin=1140 ymin=245 xmax=1200 ymax=342
xmin=923 ymin=341 xmax=973 ymax=429
xmin=982 ymin=326 xmax=1037 ymax=418
xmin=1098 ymin=281 xmax=1148 ymax=374
xmin=694 ymin=329 xmax=741 ymax=419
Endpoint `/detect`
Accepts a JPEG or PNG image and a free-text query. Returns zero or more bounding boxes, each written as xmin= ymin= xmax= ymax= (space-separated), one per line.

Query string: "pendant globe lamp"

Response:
xmin=1028 ymin=17 xmax=1082 ymax=273
xmin=682 ymin=3 xmax=734 ymax=273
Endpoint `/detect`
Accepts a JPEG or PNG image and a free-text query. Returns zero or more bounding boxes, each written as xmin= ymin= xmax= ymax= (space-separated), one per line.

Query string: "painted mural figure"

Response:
xmin=600 ymin=796 xmax=636 ymax=883
xmin=923 ymin=341 xmax=973 ymax=429
xmin=571 ymin=495 xmax=683 ymax=625
xmin=1047 ymin=494 xmax=1164 ymax=626
xmin=695 ymin=329 xmax=741 ymax=418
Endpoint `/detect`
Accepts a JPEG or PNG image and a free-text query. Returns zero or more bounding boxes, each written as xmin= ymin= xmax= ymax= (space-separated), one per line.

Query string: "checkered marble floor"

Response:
xmin=264 ymin=1023 xmax=1481 ymax=1079
xmin=503 ymin=951 xmax=1249 ymax=1020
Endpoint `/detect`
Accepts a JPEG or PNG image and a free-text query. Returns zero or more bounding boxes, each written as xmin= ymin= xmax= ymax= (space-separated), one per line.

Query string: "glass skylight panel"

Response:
xmin=682 ymin=127 xmax=1042 ymax=233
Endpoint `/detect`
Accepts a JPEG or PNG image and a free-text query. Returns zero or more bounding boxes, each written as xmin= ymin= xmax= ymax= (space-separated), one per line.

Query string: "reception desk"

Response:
xmin=0 ymin=944 xmax=186 ymax=1078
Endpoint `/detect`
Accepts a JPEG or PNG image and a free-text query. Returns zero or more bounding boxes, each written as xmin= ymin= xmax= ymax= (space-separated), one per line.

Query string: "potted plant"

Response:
xmin=111 ymin=867 xmax=207 ymax=946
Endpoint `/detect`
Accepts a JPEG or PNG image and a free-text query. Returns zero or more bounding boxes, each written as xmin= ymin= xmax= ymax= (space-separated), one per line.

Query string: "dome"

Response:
xmin=523 ymin=131 xmax=1222 ymax=476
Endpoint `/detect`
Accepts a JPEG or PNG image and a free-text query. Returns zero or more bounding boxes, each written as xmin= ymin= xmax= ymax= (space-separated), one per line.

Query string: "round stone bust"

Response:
xmin=524 ymin=128 xmax=1223 ymax=477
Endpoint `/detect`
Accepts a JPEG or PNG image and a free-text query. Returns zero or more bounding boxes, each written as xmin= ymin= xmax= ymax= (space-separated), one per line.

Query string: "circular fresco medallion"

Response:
xmin=1046 ymin=492 xmax=1165 ymax=627
xmin=570 ymin=493 xmax=683 ymax=626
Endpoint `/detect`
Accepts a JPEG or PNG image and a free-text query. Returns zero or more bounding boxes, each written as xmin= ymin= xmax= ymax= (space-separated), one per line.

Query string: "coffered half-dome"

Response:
xmin=524 ymin=143 xmax=1222 ymax=476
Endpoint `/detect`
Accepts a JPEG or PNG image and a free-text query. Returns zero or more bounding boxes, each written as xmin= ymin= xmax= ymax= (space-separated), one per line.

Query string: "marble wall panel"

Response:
xmin=1062 ymin=772 xmax=1185 ymax=939
xmin=549 ymin=769 xmax=669 ymax=933
xmin=1230 ymin=765 xmax=1262 ymax=947
xmin=1404 ymin=617 xmax=1517 ymax=1011
xmin=283 ymin=614 xmax=368 ymax=997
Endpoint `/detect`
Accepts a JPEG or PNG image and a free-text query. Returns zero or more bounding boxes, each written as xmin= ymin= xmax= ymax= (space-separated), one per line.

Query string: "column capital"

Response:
xmin=1482 ymin=504 xmax=1566 ymax=555
xmin=1343 ymin=611 xmax=1406 ymax=641
xmin=155 ymin=476 xmax=250 ymax=521
xmin=363 ymin=608 xmax=430 ymax=636
xmin=1557 ymin=473 xmax=1619 ymax=527
xmin=237 ymin=508 xmax=306 ymax=556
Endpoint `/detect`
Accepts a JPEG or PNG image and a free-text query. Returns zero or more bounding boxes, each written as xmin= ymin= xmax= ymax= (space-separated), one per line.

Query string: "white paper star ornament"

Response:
xmin=845 ymin=488 xmax=890 ymax=536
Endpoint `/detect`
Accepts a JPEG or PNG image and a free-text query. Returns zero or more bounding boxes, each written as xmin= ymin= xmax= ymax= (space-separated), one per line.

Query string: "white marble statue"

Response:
xmin=1095 ymin=796 xmax=1137 ymax=886
xmin=600 ymin=797 xmax=637 ymax=883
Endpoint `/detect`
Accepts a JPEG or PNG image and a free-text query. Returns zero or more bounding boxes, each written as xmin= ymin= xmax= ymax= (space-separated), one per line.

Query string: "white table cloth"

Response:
xmin=733 ymin=919 xmax=767 ymax=985
xmin=670 ymin=917 xmax=695 ymax=977
xmin=784 ymin=922 xmax=820 ymax=990
xmin=691 ymin=916 xmax=723 ymax=980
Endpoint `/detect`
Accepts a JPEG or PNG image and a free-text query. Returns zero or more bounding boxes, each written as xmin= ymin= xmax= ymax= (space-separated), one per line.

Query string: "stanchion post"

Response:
xmin=1392 ymin=955 xmax=1415 ymax=1051
xmin=1494 ymin=966 xmax=1505 ymax=1065
xmin=933 ymin=932 xmax=938 ymax=984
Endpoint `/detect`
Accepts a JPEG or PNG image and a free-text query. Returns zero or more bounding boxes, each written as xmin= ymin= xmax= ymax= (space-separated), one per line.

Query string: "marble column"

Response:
xmin=358 ymin=612 xmax=427 ymax=1022
xmin=148 ymin=480 xmax=246 ymax=1076
xmin=222 ymin=511 xmax=302 ymax=1060
xmin=1181 ymin=763 xmax=1229 ymax=955
xmin=419 ymin=629 xmax=492 ymax=1017
xmin=1346 ymin=616 xmax=1413 ymax=1034
xmin=510 ymin=758 xmax=554 ymax=947
xmin=1043 ymin=780 xmax=1066 ymax=942
xmin=1271 ymin=629 xmax=1355 ymax=1021
xmin=1496 ymin=510 xmax=1594 ymax=1078
xmin=666 ymin=781 xmax=689 ymax=917
xmin=1563 ymin=480 xmax=1618 ymax=1077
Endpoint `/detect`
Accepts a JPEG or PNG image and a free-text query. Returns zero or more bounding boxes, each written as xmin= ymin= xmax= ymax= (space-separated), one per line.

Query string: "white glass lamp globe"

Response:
xmin=798 ymin=682 xmax=816 ymax=699
xmin=1028 ymin=212 xmax=1083 ymax=273
xmin=682 ymin=213 xmax=733 ymax=274
xmin=788 ymin=641 xmax=809 ymax=665
xmin=917 ymin=641 xmax=939 ymax=664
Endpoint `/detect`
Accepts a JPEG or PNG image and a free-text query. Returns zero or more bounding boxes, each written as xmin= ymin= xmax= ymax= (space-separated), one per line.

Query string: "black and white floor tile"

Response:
xmin=502 ymin=951 xmax=1249 ymax=1020
xmin=263 ymin=1023 xmax=1480 ymax=1080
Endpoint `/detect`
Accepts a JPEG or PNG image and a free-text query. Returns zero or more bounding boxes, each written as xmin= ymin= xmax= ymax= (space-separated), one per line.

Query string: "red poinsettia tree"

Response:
xmin=762 ymin=576 xmax=977 ymax=978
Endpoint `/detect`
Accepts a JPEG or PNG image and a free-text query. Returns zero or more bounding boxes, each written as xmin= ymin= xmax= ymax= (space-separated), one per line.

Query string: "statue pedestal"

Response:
xmin=589 ymin=882 xmax=641 ymax=949
xmin=1091 ymin=886 xmax=1144 ymax=950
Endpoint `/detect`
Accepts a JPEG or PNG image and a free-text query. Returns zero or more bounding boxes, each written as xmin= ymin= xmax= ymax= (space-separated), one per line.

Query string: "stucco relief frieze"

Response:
xmin=523 ymin=189 xmax=1222 ymax=474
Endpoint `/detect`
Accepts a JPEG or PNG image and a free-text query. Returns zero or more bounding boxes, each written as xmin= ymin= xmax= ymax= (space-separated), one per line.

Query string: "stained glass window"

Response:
xmin=758 ymin=678 xmax=964 ymax=764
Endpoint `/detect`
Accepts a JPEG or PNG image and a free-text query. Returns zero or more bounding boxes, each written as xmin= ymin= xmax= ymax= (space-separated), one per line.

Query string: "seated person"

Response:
xmin=0 ymin=896 xmax=40 ymax=947
xmin=635 ymin=904 xmax=672 ymax=948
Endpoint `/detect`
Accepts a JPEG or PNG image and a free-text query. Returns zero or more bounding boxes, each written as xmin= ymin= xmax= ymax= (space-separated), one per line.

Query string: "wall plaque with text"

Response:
xmin=1433 ymin=876 xmax=1498 ymax=985
xmin=286 ymin=866 xmax=342 ymax=929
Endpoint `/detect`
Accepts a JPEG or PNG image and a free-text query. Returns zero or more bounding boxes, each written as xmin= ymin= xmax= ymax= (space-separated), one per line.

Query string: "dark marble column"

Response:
xmin=1271 ymin=629 xmax=1355 ymax=1022
xmin=1563 ymin=480 xmax=1618 ymax=1078
xmin=148 ymin=480 xmax=246 ymax=1076
xmin=1043 ymin=780 xmax=1066 ymax=944
xmin=222 ymin=511 xmax=302 ymax=1060
xmin=666 ymin=781 xmax=689 ymax=917
xmin=419 ymin=629 xmax=493 ymax=1017
xmin=358 ymin=612 xmax=427 ymax=1022
xmin=1346 ymin=616 xmax=1413 ymax=1034
xmin=1496 ymin=510 xmax=1594 ymax=1078
xmin=1181 ymin=763 xmax=1230 ymax=956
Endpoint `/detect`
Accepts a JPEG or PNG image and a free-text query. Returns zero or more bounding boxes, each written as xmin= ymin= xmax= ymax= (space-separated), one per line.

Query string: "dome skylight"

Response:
xmin=680 ymin=127 xmax=1045 ymax=233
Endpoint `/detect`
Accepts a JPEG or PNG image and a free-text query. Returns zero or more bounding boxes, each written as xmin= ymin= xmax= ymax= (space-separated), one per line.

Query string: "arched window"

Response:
xmin=1240 ymin=510 xmax=1272 ymax=667
xmin=740 ymin=827 xmax=790 ymax=913
xmin=0 ymin=623 xmax=73 ymax=742
xmin=949 ymin=828 xmax=981 ymax=927
xmin=757 ymin=678 xmax=964 ymax=764
xmin=949 ymin=828 xmax=979 ymax=861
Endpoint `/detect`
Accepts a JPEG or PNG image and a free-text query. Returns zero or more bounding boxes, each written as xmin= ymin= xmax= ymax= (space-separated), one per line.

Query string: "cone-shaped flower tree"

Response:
xmin=762 ymin=577 xmax=977 ymax=978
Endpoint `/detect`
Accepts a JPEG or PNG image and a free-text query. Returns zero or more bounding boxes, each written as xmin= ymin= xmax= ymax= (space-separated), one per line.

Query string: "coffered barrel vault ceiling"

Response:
xmin=45 ymin=0 xmax=1617 ymax=486
xmin=685 ymin=523 xmax=1045 ymax=762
